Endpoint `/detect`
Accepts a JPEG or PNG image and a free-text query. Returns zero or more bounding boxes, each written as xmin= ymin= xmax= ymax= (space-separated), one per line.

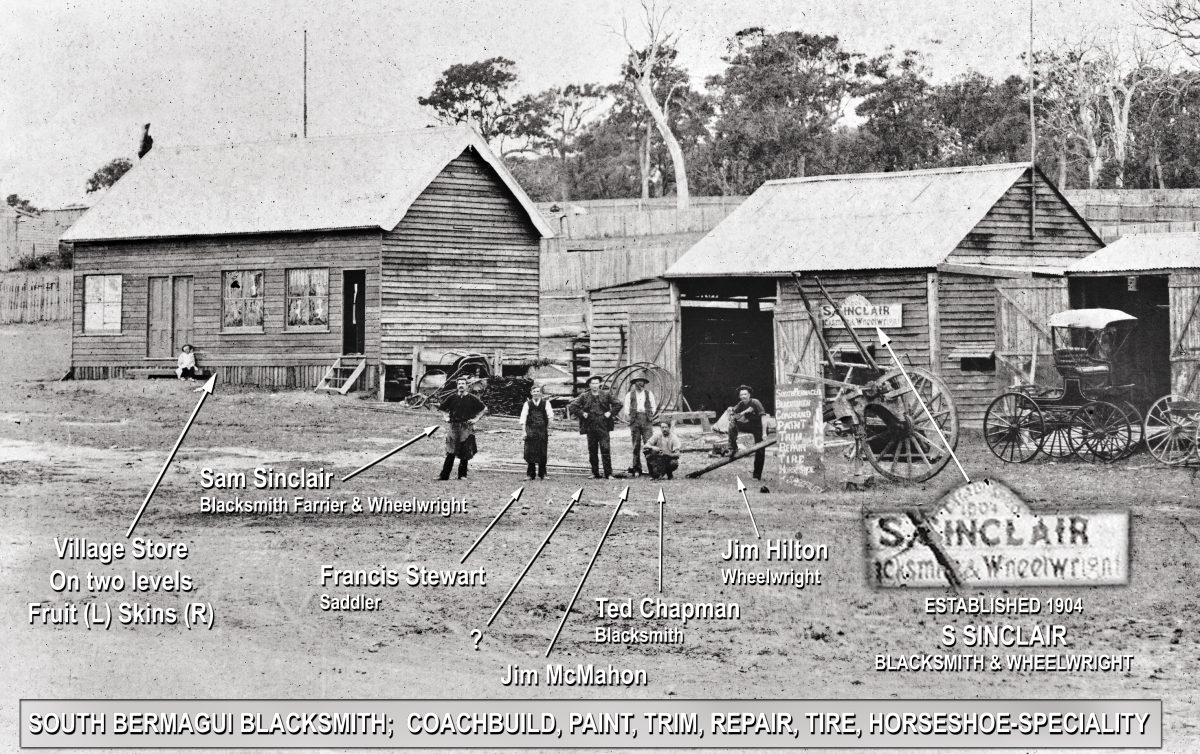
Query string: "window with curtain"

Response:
xmin=222 ymin=270 xmax=265 ymax=330
xmin=286 ymin=268 xmax=329 ymax=329
xmin=83 ymin=275 xmax=122 ymax=332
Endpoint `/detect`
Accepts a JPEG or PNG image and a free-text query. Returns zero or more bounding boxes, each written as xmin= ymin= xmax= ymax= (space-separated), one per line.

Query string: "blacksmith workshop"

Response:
xmin=588 ymin=163 xmax=1103 ymax=422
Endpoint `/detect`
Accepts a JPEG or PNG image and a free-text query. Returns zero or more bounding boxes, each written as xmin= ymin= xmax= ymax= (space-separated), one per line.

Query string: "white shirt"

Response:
xmin=623 ymin=388 xmax=657 ymax=415
xmin=519 ymin=398 xmax=547 ymax=427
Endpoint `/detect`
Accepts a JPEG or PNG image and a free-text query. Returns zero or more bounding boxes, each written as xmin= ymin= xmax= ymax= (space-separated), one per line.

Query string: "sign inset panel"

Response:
xmin=821 ymin=295 xmax=902 ymax=329
xmin=865 ymin=478 xmax=1129 ymax=588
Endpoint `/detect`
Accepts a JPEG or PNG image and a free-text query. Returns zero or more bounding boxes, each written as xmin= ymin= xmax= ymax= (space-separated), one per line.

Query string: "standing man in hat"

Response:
xmin=439 ymin=378 xmax=488 ymax=480
xmin=622 ymin=371 xmax=658 ymax=477
xmin=519 ymin=384 xmax=552 ymax=480
xmin=569 ymin=376 xmax=621 ymax=479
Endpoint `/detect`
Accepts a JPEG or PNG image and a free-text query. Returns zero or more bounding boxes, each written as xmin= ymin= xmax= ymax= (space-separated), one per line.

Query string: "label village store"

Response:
xmin=587 ymin=164 xmax=1103 ymax=422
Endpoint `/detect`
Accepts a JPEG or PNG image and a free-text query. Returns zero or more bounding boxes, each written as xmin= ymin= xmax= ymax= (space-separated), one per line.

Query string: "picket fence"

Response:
xmin=0 ymin=270 xmax=73 ymax=323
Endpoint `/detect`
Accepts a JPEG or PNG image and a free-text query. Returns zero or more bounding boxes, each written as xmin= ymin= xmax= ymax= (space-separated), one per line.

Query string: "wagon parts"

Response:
xmin=786 ymin=273 xmax=961 ymax=484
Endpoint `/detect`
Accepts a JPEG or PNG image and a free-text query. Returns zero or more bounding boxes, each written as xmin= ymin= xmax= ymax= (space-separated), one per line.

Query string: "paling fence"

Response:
xmin=0 ymin=270 xmax=72 ymax=323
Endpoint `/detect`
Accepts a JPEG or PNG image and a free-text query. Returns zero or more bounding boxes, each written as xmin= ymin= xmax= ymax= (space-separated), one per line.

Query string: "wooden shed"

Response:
xmin=62 ymin=126 xmax=553 ymax=394
xmin=1066 ymin=232 xmax=1200 ymax=405
xmin=588 ymin=163 xmax=1102 ymax=422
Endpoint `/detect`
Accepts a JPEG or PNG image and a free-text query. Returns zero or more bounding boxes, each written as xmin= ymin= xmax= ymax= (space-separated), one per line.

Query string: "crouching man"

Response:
xmin=644 ymin=422 xmax=681 ymax=480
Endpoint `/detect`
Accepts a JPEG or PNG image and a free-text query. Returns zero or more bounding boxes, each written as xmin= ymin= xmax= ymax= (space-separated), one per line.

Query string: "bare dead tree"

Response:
xmin=1095 ymin=35 xmax=1174 ymax=187
xmin=622 ymin=1 xmax=691 ymax=209
xmin=1140 ymin=0 xmax=1200 ymax=56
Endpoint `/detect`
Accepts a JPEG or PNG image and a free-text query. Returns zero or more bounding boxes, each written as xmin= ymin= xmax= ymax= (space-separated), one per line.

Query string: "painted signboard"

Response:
xmin=864 ymin=478 xmax=1129 ymax=588
xmin=774 ymin=382 xmax=825 ymax=493
xmin=820 ymin=294 xmax=902 ymax=329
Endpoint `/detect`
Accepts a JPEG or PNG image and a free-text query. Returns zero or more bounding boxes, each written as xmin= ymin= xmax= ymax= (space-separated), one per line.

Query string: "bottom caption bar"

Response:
xmin=20 ymin=699 xmax=1161 ymax=749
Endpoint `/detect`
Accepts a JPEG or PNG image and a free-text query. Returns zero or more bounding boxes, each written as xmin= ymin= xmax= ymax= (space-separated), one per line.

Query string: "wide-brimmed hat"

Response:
xmin=629 ymin=370 xmax=650 ymax=385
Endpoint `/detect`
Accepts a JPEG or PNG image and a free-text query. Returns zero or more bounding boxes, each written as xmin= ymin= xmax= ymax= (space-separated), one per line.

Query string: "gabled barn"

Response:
xmin=63 ymin=126 xmax=553 ymax=393
xmin=588 ymin=163 xmax=1103 ymax=422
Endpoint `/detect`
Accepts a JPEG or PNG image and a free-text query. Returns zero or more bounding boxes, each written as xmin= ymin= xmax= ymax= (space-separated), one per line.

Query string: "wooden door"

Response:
xmin=774 ymin=309 xmax=819 ymax=385
xmin=147 ymin=277 xmax=172 ymax=358
xmin=995 ymin=278 xmax=1068 ymax=387
xmin=172 ymin=276 xmax=193 ymax=351
xmin=342 ymin=270 xmax=366 ymax=355
xmin=628 ymin=313 xmax=678 ymax=375
xmin=1170 ymin=273 xmax=1200 ymax=396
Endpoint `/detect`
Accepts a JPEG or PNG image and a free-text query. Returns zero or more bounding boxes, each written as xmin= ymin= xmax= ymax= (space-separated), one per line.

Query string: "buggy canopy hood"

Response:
xmin=1048 ymin=309 xmax=1137 ymax=329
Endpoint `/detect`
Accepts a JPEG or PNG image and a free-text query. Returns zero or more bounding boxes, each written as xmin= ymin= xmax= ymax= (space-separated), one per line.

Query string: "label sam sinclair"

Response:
xmin=863 ymin=478 xmax=1129 ymax=588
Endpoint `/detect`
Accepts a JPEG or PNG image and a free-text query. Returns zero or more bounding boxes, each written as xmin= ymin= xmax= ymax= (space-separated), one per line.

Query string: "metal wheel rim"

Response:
xmin=1040 ymin=409 xmax=1075 ymax=458
xmin=1145 ymin=394 xmax=1198 ymax=465
xmin=983 ymin=392 xmax=1044 ymax=463
xmin=861 ymin=367 xmax=958 ymax=482
xmin=1067 ymin=401 xmax=1132 ymax=463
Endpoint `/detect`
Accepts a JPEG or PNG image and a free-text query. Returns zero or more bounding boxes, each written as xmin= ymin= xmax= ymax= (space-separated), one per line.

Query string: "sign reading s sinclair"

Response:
xmin=820 ymin=294 xmax=902 ymax=329
xmin=864 ymin=478 xmax=1129 ymax=588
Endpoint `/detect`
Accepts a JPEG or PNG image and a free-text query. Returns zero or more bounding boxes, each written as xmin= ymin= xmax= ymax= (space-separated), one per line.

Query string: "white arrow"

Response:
xmin=546 ymin=486 xmax=628 ymax=657
xmin=341 ymin=425 xmax=438 ymax=482
xmin=876 ymin=327 xmax=969 ymax=483
xmin=461 ymin=486 xmax=524 ymax=563
xmin=736 ymin=477 xmax=761 ymax=539
xmin=657 ymin=487 xmax=666 ymax=593
xmin=127 ymin=374 xmax=216 ymax=537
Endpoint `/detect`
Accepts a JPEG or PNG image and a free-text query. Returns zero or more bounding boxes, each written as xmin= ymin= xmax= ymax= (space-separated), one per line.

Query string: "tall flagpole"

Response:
xmin=1028 ymin=0 xmax=1037 ymax=237
xmin=302 ymin=29 xmax=307 ymax=138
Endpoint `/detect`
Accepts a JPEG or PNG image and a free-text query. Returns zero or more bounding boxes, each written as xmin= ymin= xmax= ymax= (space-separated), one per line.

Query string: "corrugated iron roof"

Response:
xmin=1067 ymin=232 xmax=1200 ymax=274
xmin=63 ymin=126 xmax=553 ymax=242
xmin=664 ymin=163 xmax=1031 ymax=277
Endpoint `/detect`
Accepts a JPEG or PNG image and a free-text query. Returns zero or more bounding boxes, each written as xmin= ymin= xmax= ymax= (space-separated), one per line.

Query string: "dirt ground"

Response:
xmin=2 ymin=321 xmax=1198 ymax=752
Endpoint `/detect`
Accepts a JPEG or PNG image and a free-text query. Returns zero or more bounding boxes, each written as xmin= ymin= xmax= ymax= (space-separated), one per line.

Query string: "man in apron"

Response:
xmin=439 ymin=378 xmax=488 ymax=480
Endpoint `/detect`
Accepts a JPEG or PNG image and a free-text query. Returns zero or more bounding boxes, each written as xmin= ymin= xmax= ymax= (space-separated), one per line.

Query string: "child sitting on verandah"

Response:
xmin=176 ymin=344 xmax=198 ymax=380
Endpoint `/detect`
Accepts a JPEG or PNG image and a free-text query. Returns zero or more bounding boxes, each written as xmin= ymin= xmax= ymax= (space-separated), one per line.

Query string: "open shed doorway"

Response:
xmin=677 ymin=278 xmax=777 ymax=414
xmin=1069 ymin=274 xmax=1170 ymax=410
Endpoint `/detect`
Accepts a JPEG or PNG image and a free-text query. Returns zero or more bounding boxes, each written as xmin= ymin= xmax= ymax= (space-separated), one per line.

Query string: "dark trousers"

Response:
xmin=729 ymin=424 xmax=765 ymax=479
xmin=586 ymin=429 xmax=613 ymax=477
xmin=629 ymin=413 xmax=653 ymax=472
xmin=646 ymin=452 xmax=678 ymax=479
xmin=526 ymin=460 xmax=546 ymax=478
xmin=179 ymin=367 xmax=196 ymax=379
xmin=440 ymin=454 xmax=469 ymax=479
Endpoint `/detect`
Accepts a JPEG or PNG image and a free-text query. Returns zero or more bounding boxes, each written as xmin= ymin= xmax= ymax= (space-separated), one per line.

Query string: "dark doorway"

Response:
xmin=680 ymin=305 xmax=775 ymax=413
xmin=1069 ymin=274 xmax=1170 ymax=410
xmin=342 ymin=270 xmax=366 ymax=355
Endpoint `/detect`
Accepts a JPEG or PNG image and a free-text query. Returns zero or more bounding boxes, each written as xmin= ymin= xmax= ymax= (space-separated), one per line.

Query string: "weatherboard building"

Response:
xmin=62 ymin=126 xmax=553 ymax=394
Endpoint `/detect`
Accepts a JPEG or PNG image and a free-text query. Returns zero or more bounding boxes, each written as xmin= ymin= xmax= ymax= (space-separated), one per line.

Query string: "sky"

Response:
xmin=0 ymin=0 xmax=1145 ymax=208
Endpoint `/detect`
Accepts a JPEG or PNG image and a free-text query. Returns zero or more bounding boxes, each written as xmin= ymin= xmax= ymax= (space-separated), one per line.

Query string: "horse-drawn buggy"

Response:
xmin=983 ymin=309 xmax=1143 ymax=463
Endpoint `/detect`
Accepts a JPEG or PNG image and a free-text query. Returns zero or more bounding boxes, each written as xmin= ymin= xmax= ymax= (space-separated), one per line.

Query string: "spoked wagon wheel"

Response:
xmin=983 ymin=392 xmax=1044 ymax=463
xmin=861 ymin=367 xmax=959 ymax=482
xmin=1067 ymin=401 xmax=1132 ymax=463
xmin=1143 ymin=394 xmax=1200 ymax=465
xmin=1117 ymin=400 xmax=1143 ymax=459
xmin=1039 ymin=408 xmax=1075 ymax=459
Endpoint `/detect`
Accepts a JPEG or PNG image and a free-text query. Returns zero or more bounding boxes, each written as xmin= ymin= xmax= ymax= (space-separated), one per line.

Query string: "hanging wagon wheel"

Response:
xmin=1038 ymin=407 xmax=1075 ymax=459
xmin=1066 ymin=401 xmax=1132 ymax=463
xmin=860 ymin=366 xmax=959 ymax=482
xmin=1144 ymin=394 xmax=1200 ymax=465
xmin=983 ymin=392 xmax=1045 ymax=463
xmin=1116 ymin=400 xmax=1143 ymax=459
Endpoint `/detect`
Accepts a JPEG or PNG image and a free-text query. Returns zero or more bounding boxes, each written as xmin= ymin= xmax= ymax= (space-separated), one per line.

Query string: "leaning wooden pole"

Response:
xmin=686 ymin=437 xmax=777 ymax=479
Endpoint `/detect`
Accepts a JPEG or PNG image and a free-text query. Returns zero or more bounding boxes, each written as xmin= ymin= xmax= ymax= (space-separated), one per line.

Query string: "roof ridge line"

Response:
xmin=163 ymin=124 xmax=466 ymax=152
xmin=762 ymin=162 xmax=1031 ymax=187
